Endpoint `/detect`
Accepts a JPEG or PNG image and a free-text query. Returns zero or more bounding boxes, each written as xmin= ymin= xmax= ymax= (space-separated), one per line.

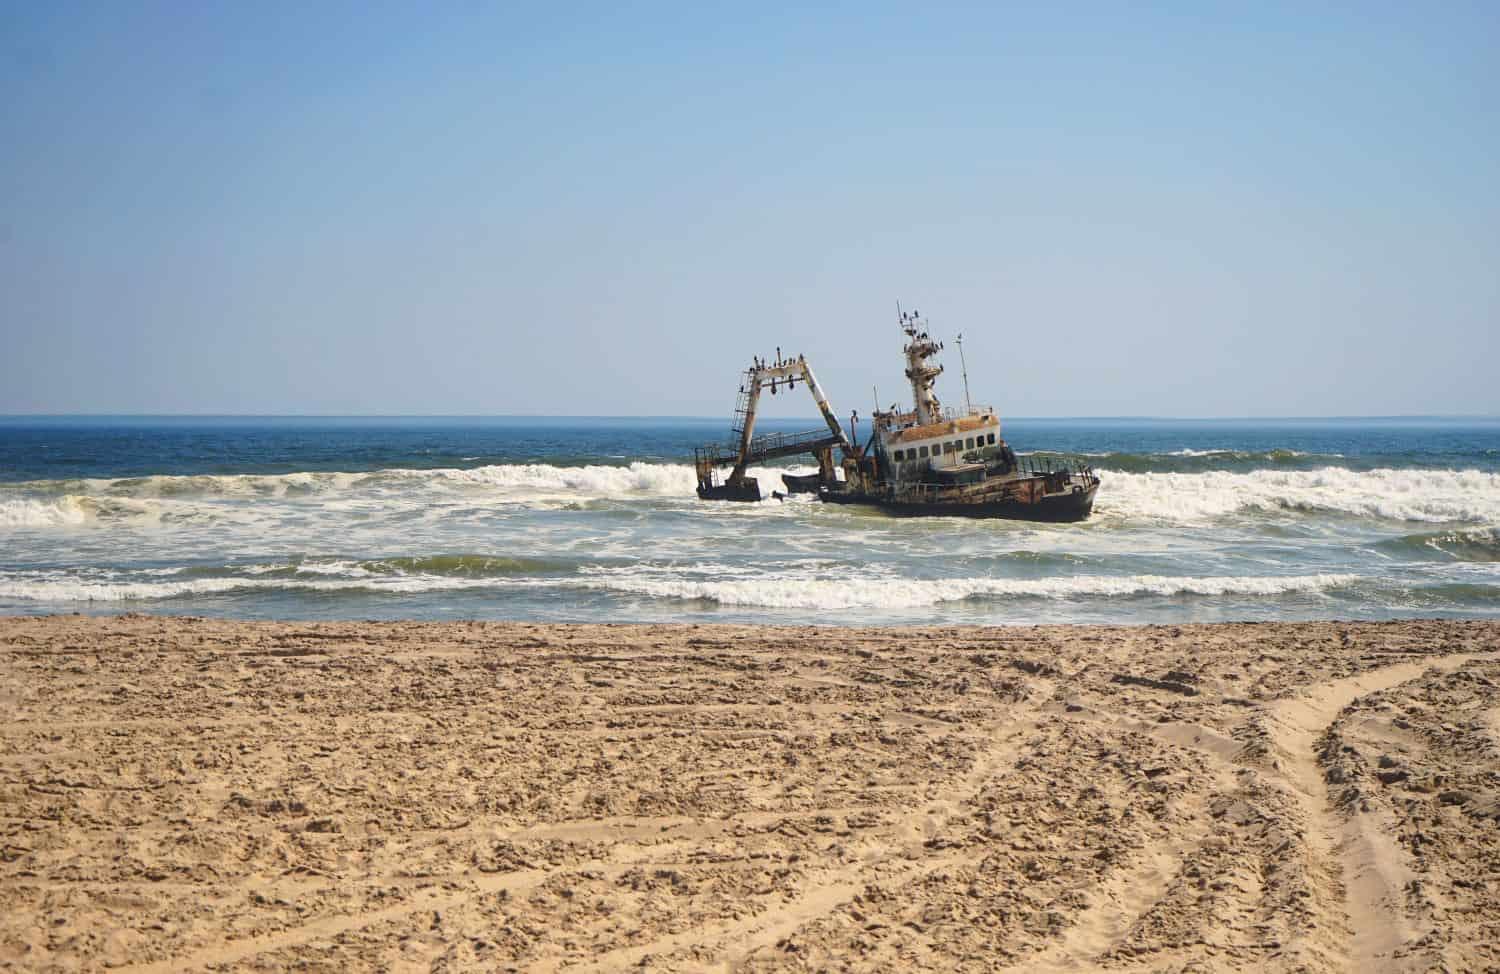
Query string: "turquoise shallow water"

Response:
xmin=1 ymin=416 xmax=1497 ymax=625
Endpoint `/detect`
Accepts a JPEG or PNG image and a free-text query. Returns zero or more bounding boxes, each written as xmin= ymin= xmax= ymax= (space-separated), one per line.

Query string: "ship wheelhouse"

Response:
xmin=869 ymin=309 xmax=1016 ymax=487
xmin=876 ymin=406 xmax=1006 ymax=486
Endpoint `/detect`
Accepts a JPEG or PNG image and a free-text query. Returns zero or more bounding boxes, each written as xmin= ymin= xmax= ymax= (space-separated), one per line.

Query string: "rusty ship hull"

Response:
xmin=819 ymin=479 xmax=1097 ymax=521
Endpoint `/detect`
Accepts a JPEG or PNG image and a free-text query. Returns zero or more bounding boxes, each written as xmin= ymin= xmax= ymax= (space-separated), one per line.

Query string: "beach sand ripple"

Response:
xmin=1 ymin=615 xmax=1497 ymax=972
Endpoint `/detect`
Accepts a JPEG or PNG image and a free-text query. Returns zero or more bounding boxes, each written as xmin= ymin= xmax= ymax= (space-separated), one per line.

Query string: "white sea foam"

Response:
xmin=0 ymin=463 xmax=829 ymax=532
xmin=0 ymin=496 xmax=89 ymax=527
xmin=1161 ymin=448 xmax=1315 ymax=458
xmin=414 ymin=462 xmax=699 ymax=495
xmin=14 ymin=463 xmax=706 ymax=502
xmin=0 ymin=573 xmax=534 ymax=602
xmin=0 ymin=566 xmax=1357 ymax=607
xmin=1098 ymin=467 xmax=1500 ymax=524
xmin=235 ymin=560 xmax=379 ymax=577
xmin=7 ymin=465 xmax=1496 ymax=535
xmin=577 ymin=573 xmax=1358 ymax=610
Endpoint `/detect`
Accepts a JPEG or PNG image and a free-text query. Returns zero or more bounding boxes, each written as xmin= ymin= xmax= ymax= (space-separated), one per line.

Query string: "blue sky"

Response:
xmin=2 ymin=2 xmax=1496 ymax=416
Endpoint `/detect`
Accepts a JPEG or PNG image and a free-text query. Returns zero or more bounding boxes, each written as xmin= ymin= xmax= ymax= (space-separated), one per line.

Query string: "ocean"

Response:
xmin=1 ymin=416 xmax=1497 ymax=625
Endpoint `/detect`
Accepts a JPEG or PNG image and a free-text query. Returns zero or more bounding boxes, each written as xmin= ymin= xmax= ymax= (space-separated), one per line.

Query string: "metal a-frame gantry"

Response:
xmin=694 ymin=353 xmax=856 ymax=502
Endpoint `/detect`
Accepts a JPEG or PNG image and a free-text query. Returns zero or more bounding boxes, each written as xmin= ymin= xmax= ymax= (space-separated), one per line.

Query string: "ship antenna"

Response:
xmin=956 ymin=332 xmax=972 ymax=415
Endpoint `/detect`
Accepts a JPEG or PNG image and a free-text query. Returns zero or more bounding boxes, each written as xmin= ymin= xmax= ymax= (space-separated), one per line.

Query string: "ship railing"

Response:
xmin=896 ymin=454 xmax=1097 ymax=501
xmin=876 ymin=410 xmax=920 ymax=428
xmin=1015 ymin=453 xmax=1098 ymax=483
xmin=745 ymin=428 xmax=838 ymax=457
xmin=876 ymin=405 xmax=995 ymax=432
xmin=695 ymin=428 xmax=841 ymax=469
xmin=940 ymin=404 xmax=995 ymax=420
xmin=904 ymin=454 xmax=1093 ymax=484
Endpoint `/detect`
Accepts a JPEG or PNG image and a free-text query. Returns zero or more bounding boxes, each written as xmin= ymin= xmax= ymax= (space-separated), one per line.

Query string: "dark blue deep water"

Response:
xmin=2 ymin=416 xmax=1497 ymax=624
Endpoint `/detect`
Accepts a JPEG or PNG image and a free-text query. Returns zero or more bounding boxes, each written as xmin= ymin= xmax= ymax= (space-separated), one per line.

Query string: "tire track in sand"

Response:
xmin=1262 ymin=651 xmax=1498 ymax=972
xmin=116 ymin=698 xmax=1049 ymax=972
xmin=1011 ymin=654 xmax=1498 ymax=973
xmin=1006 ymin=703 xmax=1254 ymax=973
xmin=117 ymin=867 xmax=556 ymax=974
xmin=561 ymin=708 xmax=1048 ymax=973
xmin=1015 ymin=770 xmax=1234 ymax=972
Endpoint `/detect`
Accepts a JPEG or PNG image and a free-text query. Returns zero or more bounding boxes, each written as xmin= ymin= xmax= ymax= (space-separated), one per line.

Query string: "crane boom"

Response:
xmin=695 ymin=352 xmax=855 ymax=502
xmin=733 ymin=356 xmax=851 ymax=469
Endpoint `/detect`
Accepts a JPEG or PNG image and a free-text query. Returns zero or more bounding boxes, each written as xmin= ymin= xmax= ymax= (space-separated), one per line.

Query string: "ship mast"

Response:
xmin=900 ymin=309 xmax=944 ymax=426
xmin=956 ymin=332 xmax=972 ymax=415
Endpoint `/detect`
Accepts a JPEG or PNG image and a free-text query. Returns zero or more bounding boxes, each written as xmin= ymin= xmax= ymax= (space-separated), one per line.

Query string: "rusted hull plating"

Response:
xmin=779 ymin=472 xmax=825 ymax=494
xmin=697 ymin=479 xmax=762 ymax=502
xmin=822 ymin=479 xmax=1097 ymax=522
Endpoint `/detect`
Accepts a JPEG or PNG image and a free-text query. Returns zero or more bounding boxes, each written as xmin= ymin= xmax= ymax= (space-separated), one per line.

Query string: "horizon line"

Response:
xmin=2 ymin=413 xmax=1498 ymax=423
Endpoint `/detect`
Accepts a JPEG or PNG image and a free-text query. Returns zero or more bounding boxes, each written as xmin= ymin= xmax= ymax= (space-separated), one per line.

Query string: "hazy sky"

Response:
xmin=2 ymin=3 xmax=1496 ymax=417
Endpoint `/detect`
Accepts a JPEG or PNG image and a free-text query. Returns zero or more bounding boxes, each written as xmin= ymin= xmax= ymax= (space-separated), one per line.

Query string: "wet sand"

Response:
xmin=2 ymin=615 xmax=1498 ymax=972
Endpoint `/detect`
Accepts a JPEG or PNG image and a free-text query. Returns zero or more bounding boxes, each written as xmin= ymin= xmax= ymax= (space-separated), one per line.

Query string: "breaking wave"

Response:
xmin=1401 ymin=582 xmax=1500 ymax=604
xmin=1375 ymin=528 xmax=1500 ymax=562
xmin=576 ymin=573 xmax=1357 ymax=610
xmin=388 ymin=462 xmax=700 ymax=496
xmin=0 ymin=573 xmax=536 ymax=602
xmin=0 ymin=565 xmax=1357 ymax=608
xmin=228 ymin=555 xmax=580 ymax=578
xmin=1098 ymin=468 xmax=1500 ymax=524
xmin=4 ymin=464 xmax=1496 ymax=532
xmin=0 ymin=496 xmax=89 ymax=527
xmin=4 ymin=463 xmax=1497 ymax=535
xmin=9 ymin=462 xmax=702 ymax=500
xmin=1036 ymin=448 xmax=1339 ymax=473
xmin=359 ymin=554 xmax=577 ymax=575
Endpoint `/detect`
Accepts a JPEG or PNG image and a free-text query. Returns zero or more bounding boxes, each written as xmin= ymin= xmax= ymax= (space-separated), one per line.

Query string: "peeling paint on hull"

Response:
xmin=820 ymin=482 xmax=1098 ymax=522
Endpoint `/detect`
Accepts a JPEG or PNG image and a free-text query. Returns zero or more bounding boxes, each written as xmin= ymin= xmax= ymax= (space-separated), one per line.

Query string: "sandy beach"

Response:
xmin=1 ymin=615 xmax=1497 ymax=972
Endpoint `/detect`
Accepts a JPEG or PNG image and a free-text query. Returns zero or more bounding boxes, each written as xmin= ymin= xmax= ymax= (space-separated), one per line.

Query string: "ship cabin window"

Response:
xmin=893 ymin=449 xmax=905 ymax=462
xmin=966 ymin=437 xmax=975 ymax=449
xmin=987 ymin=433 xmax=996 ymax=445
xmin=918 ymin=446 xmax=929 ymax=458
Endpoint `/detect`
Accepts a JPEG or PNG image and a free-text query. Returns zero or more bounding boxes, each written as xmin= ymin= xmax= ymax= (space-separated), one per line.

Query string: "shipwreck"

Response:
xmin=694 ymin=309 xmax=1099 ymax=521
